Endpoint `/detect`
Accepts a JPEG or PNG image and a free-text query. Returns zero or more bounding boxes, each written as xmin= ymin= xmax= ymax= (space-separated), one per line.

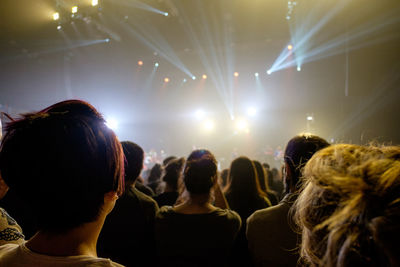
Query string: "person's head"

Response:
xmin=0 ymin=100 xmax=124 ymax=233
xmin=253 ymin=160 xmax=269 ymax=194
xmin=183 ymin=149 xmax=217 ymax=195
xmin=147 ymin=163 xmax=162 ymax=183
xmin=163 ymin=157 xmax=185 ymax=191
xmin=294 ymin=144 xmax=400 ymax=267
xmin=219 ymin=168 xmax=229 ymax=188
xmin=163 ymin=156 xmax=177 ymax=166
xmin=121 ymin=141 xmax=144 ymax=185
xmin=226 ymin=156 xmax=264 ymax=199
xmin=283 ymin=134 xmax=329 ymax=194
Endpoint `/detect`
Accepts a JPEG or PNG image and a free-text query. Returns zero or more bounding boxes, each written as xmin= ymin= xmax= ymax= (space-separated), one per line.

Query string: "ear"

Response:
xmin=104 ymin=191 xmax=119 ymax=202
xmin=283 ymin=162 xmax=293 ymax=193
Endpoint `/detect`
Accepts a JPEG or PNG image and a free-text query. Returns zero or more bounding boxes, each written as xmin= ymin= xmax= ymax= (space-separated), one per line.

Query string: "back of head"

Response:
xmin=163 ymin=156 xmax=177 ymax=167
xmin=253 ymin=160 xmax=268 ymax=193
xmin=0 ymin=100 xmax=124 ymax=233
xmin=148 ymin=163 xmax=162 ymax=183
xmin=284 ymin=134 xmax=329 ymax=192
xmin=227 ymin=156 xmax=263 ymax=199
xmin=184 ymin=149 xmax=217 ymax=195
xmin=294 ymin=144 xmax=400 ymax=267
xmin=163 ymin=157 xmax=185 ymax=190
xmin=121 ymin=141 xmax=144 ymax=184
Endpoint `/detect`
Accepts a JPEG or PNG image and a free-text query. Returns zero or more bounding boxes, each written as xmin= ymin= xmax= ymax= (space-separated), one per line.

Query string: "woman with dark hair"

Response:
xmin=224 ymin=156 xmax=271 ymax=266
xmin=147 ymin=163 xmax=163 ymax=195
xmin=154 ymin=157 xmax=185 ymax=207
xmin=155 ymin=149 xmax=241 ymax=267
xmin=294 ymin=144 xmax=400 ymax=267
xmin=253 ymin=160 xmax=279 ymax=206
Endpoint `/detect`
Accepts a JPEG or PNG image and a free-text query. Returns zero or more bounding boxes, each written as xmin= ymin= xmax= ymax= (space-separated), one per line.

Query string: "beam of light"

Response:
xmin=119 ymin=18 xmax=194 ymax=79
xmin=203 ymin=119 xmax=215 ymax=132
xmin=72 ymin=6 xmax=78 ymax=14
xmin=235 ymin=118 xmax=248 ymax=131
xmin=175 ymin=1 xmax=235 ymax=119
xmin=105 ymin=118 xmax=118 ymax=131
xmin=269 ymin=0 xmax=348 ymax=73
xmin=254 ymin=72 xmax=259 ymax=77
xmin=118 ymin=0 xmax=168 ymax=17
xmin=95 ymin=17 xmax=122 ymax=42
xmin=53 ymin=12 xmax=59 ymax=20
xmin=247 ymin=107 xmax=257 ymax=117
xmin=195 ymin=109 xmax=205 ymax=120
xmin=91 ymin=0 xmax=98 ymax=6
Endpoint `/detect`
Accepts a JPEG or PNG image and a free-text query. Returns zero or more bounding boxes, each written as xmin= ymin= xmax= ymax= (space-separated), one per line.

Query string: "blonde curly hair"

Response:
xmin=293 ymin=144 xmax=400 ymax=266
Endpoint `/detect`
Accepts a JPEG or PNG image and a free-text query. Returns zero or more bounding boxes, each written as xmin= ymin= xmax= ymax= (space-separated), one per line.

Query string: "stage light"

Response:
xmin=192 ymin=76 xmax=196 ymax=80
xmin=203 ymin=120 xmax=214 ymax=131
xmin=164 ymin=77 xmax=170 ymax=83
xmin=307 ymin=115 xmax=313 ymax=121
xmin=106 ymin=118 xmax=118 ymax=130
xmin=254 ymin=72 xmax=259 ymax=77
xmin=138 ymin=60 xmax=143 ymax=66
xmin=72 ymin=6 xmax=78 ymax=14
xmin=235 ymin=118 xmax=248 ymax=131
xmin=195 ymin=109 xmax=205 ymax=120
xmin=286 ymin=16 xmax=291 ymax=20
xmin=267 ymin=70 xmax=272 ymax=75
xmin=234 ymin=72 xmax=239 ymax=77
xmin=92 ymin=0 xmax=98 ymax=6
xmin=247 ymin=107 xmax=257 ymax=117
xmin=183 ymin=78 xmax=187 ymax=83
xmin=154 ymin=62 xmax=159 ymax=67
xmin=105 ymin=38 xmax=110 ymax=42
xmin=53 ymin=12 xmax=59 ymax=21
xmin=164 ymin=12 xmax=169 ymax=17
xmin=202 ymin=74 xmax=207 ymax=79
xmin=287 ymin=44 xmax=293 ymax=50
xmin=57 ymin=25 xmax=62 ymax=30
xmin=297 ymin=66 xmax=301 ymax=71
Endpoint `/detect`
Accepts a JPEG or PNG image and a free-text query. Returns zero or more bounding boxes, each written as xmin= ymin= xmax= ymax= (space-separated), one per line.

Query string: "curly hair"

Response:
xmin=293 ymin=144 xmax=400 ymax=267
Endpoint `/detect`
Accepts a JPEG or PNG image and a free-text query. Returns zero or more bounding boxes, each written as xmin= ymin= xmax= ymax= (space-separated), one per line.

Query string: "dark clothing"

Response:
xmin=135 ymin=181 xmax=155 ymax=197
xmin=153 ymin=192 xmax=179 ymax=207
xmin=155 ymin=206 xmax=241 ymax=267
xmin=98 ymin=186 xmax=159 ymax=267
xmin=267 ymin=191 xmax=280 ymax=206
xmin=247 ymin=194 xmax=300 ymax=267
xmin=225 ymin=193 xmax=271 ymax=267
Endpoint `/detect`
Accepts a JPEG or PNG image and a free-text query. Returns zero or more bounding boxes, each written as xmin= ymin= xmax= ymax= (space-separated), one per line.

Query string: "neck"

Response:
xmin=173 ymin=193 xmax=216 ymax=214
xmin=26 ymin=214 xmax=106 ymax=257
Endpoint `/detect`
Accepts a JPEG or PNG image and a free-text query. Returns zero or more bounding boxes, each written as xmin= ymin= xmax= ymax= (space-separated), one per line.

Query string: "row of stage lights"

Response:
xmin=138 ymin=44 xmax=301 ymax=84
xmin=53 ymin=0 xmax=100 ymax=30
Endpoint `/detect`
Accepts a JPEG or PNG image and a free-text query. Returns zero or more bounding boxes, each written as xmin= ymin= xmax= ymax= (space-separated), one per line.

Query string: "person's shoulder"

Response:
xmin=213 ymin=208 xmax=241 ymax=224
xmin=156 ymin=205 xmax=174 ymax=216
xmin=133 ymin=188 xmax=159 ymax=209
xmin=0 ymin=242 xmax=19 ymax=253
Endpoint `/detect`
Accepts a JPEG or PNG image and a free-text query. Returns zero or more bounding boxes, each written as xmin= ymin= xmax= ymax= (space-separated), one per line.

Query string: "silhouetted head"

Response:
xmin=0 ymin=100 xmax=124 ymax=233
xmin=148 ymin=163 xmax=163 ymax=183
xmin=283 ymin=134 xmax=329 ymax=194
xmin=163 ymin=156 xmax=177 ymax=166
xmin=163 ymin=157 xmax=185 ymax=191
xmin=253 ymin=160 xmax=269 ymax=194
xmin=121 ymin=141 xmax=144 ymax=185
xmin=183 ymin=149 xmax=217 ymax=195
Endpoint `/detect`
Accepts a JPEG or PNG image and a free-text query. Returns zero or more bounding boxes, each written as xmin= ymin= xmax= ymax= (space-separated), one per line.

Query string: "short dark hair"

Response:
xmin=121 ymin=141 xmax=144 ymax=183
xmin=184 ymin=149 xmax=217 ymax=194
xmin=0 ymin=100 xmax=124 ymax=233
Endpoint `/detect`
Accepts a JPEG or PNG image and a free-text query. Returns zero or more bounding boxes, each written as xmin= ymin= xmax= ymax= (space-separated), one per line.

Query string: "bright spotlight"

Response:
xmin=105 ymin=38 xmax=110 ymax=42
xmin=154 ymin=62 xmax=159 ymax=67
xmin=138 ymin=60 xmax=143 ymax=66
xmin=195 ymin=109 xmax=205 ymax=120
xmin=203 ymin=120 xmax=214 ymax=131
xmin=106 ymin=118 xmax=118 ymax=130
xmin=92 ymin=0 xmax=99 ymax=6
xmin=247 ymin=107 xmax=257 ymax=117
xmin=202 ymin=74 xmax=207 ymax=79
xmin=72 ymin=6 xmax=78 ymax=14
xmin=254 ymin=72 xmax=259 ymax=77
xmin=57 ymin=25 xmax=62 ymax=30
xmin=267 ymin=70 xmax=272 ymax=75
xmin=235 ymin=118 xmax=248 ymax=131
xmin=307 ymin=115 xmax=313 ymax=121
xmin=164 ymin=77 xmax=170 ymax=83
xmin=192 ymin=76 xmax=196 ymax=80
xmin=183 ymin=78 xmax=187 ymax=83
xmin=164 ymin=12 xmax=169 ymax=17
xmin=297 ymin=66 xmax=301 ymax=71
xmin=53 ymin=12 xmax=60 ymax=21
xmin=287 ymin=44 xmax=293 ymax=50
xmin=234 ymin=72 xmax=239 ymax=77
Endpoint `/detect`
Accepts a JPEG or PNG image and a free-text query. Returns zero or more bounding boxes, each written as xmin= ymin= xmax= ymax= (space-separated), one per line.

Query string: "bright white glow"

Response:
xmin=164 ymin=12 xmax=169 ymax=17
xmin=297 ymin=66 xmax=301 ymax=71
xmin=247 ymin=107 xmax=257 ymax=117
xmin=92 ymin=0 xmax=98 ymax=6
xmin=183 ymin=78 xmax=187 ymax=83
xmin=254 ymin=72 xmax=259 ymax=77
xmin=267 ymin=70 xmax=272 ymax=75
xmin=53 ymin=12 xmax=59 ymax=20
xmin=154 ymin=62 xmax=159 ymax=67
xmin=235 ymin=118 xmax=248 ymax=131
xmin=57 ymin=25 xmax=62 ymax=30
xmin=105 ymin=38 xmax=110 ymax=42
xmin=234 ymin=72 xmax=239 ymax=77
xmin=203 ymin=120 xmax=214 ymax=131
xmin=192 ymin=76 xmax=196 ymax=80
xmin=72 ymin=6 xmax=78 ymax=14
xmin=202 ymin=74 xmax=207 ymax=79
xmin=307 ymin=115 xmax=313 ymax=121
xmin=106 ymin=118 xmax=118 ymax=130
xmin=195 ymin=109 xmax=205 ymax=120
